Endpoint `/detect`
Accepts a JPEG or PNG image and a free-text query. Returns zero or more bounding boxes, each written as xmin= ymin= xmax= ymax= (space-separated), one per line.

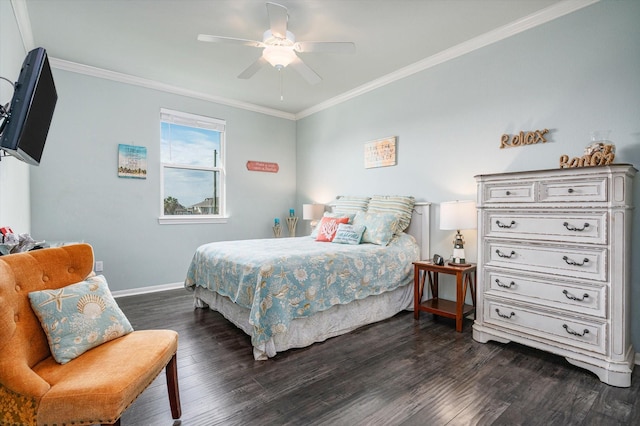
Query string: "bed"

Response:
xmin=185 ymin=197 xmax=430 ymax=360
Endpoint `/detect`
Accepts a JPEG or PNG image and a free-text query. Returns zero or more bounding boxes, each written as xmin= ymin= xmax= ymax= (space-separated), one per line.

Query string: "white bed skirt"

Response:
xmin=193 ymin=284 xmax=415 ymax=360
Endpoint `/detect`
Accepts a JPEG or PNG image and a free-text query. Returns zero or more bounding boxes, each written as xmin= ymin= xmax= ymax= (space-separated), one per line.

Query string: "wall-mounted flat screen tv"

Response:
xmin=0 ymin=47 xmax=57 ymax=166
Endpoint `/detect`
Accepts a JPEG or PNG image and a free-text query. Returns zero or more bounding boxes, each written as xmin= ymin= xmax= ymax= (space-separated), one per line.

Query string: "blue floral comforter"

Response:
xmin=184 ymin=233 xmax=419 ymax=347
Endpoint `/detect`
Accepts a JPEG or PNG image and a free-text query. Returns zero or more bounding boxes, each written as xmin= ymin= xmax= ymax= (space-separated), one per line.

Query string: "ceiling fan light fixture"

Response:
xmin=262 ymin=46 xmax=296 ymax=68
xmin=262 ymin=29 xmax=295 ymax=46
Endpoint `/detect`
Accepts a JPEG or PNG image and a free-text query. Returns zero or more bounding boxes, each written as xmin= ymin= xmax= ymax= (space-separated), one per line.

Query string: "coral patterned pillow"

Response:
xmin=315 ymin=216 xmax=350 ymax=242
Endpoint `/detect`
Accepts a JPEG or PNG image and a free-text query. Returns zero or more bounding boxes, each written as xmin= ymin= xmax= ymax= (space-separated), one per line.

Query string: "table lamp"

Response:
xmin=439 ymin=200 xmax=477 ymax=265
xmin=302 ymin=203 xmax=325 ymax=231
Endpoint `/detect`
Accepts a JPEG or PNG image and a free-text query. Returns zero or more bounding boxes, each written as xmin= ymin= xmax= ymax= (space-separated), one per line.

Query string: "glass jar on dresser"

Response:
xmin=473 ymin=164 xmax=636 ymax=387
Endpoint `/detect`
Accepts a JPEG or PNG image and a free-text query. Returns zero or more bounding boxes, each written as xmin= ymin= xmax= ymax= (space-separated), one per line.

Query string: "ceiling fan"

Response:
xmin=197 ymin=2 xmax=356 ymax=86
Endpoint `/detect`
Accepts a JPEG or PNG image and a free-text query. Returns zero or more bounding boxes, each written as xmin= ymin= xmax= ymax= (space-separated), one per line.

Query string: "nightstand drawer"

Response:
xmin=481 ymin=183 xmax=535 ymax=204
xmin=484 ymin=211 xmax=607 ymax=244
xmin=539 ymin=177 xmax=608 ymax=202
xmin=485 ymin=270 xmax=606 ymax=317
xmin=485 ymin=241 xmax=607 ymax=281
xmin=484 ymin=300 xmax=606 ymax=354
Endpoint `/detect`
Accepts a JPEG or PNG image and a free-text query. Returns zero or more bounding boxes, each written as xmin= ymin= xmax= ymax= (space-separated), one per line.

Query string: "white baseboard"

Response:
xmin=112 ymin=282 xmax=184 ymax=298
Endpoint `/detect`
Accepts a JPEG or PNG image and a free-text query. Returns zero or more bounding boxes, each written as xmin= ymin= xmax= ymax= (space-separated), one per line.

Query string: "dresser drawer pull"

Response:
xmin=563 ymin=324 xmax=589 ymax=337
xmin=496 ymin=249 xmax=516 ymax=259
xmin=495 ymin=309 xmax=515 ymax=319
xmin=495 ymin=279 xmax=515 ymax=288
xmin=562 ymin=256 xmax=589 ymax=266
xmin=505 ymin=190 xmax=512 ymax=195
xmin=563 ymin=222 xmax=589 ymax=232
xmin=496 ymin=220 xmax=516 ymax=229
xmin=568 ymin=188 xmax=575 ymax=194
xmin=562 ymin=289 xmax=589 ymax=302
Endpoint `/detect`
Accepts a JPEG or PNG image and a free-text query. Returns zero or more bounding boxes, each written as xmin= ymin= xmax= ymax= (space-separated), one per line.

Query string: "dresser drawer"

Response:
xmin=485 ymin=270 xmax=606 ymax=317
xmin=481 ymin=182 xmax=535 ymax=203
xmin=539 ymin=177 xmax=608 ymax=203
xmin=485 ymin=241 xmax=607 ymax=281
xmin=484 ymin=299 xmax=606 ymax=354
xmin=484 ymin=211 xmax=607 ymax=244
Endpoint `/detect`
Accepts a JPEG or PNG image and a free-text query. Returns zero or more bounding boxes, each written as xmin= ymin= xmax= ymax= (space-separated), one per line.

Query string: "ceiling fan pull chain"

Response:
xmin=279 ymin=68 xmax=284 ymax=101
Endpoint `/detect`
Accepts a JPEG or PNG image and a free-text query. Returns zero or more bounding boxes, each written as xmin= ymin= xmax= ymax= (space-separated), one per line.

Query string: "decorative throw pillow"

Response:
xmin=315 ymin=216 xmax=350 ymax=242
xmin=310 ymin=212 xmax=355 ymax=238
xmin=28 ymin=275 xmax=134 ymax=364
xmin=367 ymin=195 xmax=415 ymax=234
xmin=332 ymin=223 xmax=366 ymax=245
xmin=333 ymin=195 xmax=371 ymax=214
xmin=352 ymin=211 xmax=399 ymax=246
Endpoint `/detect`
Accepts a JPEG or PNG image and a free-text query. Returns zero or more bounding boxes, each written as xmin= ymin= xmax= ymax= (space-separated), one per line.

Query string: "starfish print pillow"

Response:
xmin=28 ymin=274 xmax=133 ymax=364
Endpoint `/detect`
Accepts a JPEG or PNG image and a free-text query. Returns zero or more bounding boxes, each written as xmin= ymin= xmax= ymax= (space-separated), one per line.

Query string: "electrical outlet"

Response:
xmin=95 ymin=261 xmax=104 ymax=272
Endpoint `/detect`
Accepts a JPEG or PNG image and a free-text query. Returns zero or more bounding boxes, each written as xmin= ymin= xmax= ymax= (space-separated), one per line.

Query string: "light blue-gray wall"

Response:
xmin=296 ymin=1 xmax=640 ymax=345
xmin=29 ymin=70 xmax=296 ymax=292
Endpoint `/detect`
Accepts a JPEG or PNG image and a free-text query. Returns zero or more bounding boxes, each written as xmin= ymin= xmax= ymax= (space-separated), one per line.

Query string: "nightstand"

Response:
xmin=413 ymin=261 xmax=477 ymax=332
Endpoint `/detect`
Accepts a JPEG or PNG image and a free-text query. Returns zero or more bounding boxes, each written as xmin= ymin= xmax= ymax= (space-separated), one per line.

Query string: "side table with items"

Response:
xmin=413 ymin=261 xmax=477 ymax=332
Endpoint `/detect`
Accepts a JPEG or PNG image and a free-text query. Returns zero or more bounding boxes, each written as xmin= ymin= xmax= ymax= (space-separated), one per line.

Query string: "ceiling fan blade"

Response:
xmin=238 ymin=56 xmax=268 ymax=79
xmin=294 ymin=41 xmax=356 ymax=54
xmin=289 ymin=55 xmax=321 ymax=85
xmin=266 ymin=2 xmax=288 ymax=39
xmin=197 ymin=34 xmax=264 ymax=48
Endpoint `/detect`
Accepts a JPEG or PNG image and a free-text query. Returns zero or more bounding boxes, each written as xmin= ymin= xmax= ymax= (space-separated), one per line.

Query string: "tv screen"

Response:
xmin=0 ymin=47 xmax=57 ymax=166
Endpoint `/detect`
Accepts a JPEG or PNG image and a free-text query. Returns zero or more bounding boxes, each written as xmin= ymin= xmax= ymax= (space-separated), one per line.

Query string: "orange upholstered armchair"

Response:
xmin=0 ymin=244 xmax=181 ymax=425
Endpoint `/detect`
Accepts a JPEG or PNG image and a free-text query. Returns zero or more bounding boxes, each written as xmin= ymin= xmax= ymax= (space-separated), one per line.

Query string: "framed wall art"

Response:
xmin=118 ymin=144 xmax=147 ymax=179
xmin=364 ymin=136 xmax=397 ymax=169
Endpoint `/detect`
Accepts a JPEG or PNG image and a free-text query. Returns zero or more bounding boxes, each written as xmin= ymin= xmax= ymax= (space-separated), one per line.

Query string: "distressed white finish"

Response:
xmin=473 ymin=165 xmax=636 ymax=387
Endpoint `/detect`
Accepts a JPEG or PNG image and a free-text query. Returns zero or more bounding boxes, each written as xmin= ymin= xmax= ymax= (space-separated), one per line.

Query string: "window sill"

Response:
xmin=158 ymin=215 xmax=229 ymax=225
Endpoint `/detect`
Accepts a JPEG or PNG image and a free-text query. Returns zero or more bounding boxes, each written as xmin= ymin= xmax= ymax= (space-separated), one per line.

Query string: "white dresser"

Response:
xmin=473 ymin=164 xmax=636 ymax=387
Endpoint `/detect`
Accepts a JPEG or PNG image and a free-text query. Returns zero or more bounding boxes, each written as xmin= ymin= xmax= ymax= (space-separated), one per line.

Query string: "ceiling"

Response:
xmin=17 ymin=0 xmax=595 ymax=118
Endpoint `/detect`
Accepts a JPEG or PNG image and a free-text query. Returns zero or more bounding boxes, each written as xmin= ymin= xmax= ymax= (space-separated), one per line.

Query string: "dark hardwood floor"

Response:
xmin=116 ymin=288 xmax=640 ymax=426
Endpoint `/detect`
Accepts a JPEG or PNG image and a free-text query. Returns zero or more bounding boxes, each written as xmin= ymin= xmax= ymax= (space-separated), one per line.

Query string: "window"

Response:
xmin=159 ymin=108 xmax=226 ymax=224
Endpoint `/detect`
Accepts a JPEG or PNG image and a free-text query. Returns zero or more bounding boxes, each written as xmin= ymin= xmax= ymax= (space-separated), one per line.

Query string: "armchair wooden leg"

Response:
xmin=166 ymin=354 xmax=182 ymax=419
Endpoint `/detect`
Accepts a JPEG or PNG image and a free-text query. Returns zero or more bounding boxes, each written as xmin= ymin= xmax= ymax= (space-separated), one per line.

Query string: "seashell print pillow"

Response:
xmin=28 ymin=275 xmax=133 ymax=364
xmin=352 ymin=211 xmax=399 ymax=246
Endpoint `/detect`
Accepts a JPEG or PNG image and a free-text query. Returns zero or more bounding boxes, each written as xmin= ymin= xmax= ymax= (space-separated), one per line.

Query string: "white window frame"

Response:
xmin=158 ymin=108 xmax=227 ymax=225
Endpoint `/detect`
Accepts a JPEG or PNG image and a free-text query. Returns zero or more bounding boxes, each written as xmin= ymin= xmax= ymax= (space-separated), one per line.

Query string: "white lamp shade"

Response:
xmin=303 ymin=204 xmax=325 ymax=221
xmin=440 ymin=200 xmax=477 ymax=230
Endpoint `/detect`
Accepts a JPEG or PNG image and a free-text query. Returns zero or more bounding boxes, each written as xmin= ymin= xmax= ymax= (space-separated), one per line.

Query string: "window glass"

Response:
xmin=160 ymin=109 xmax=225 ymax=220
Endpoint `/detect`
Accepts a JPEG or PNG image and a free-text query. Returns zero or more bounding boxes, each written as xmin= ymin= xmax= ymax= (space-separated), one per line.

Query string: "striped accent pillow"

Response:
xmin=367 ymin=195 xmax=415 ymax=234
xmin=333 ymin=196 xmax=371 ymax=214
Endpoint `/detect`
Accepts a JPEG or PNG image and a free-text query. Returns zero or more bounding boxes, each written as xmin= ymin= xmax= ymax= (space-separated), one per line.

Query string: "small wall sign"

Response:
xmin=246 ymin=161 xmax=279 ymax=173
xmin=364 ymin=136 xmax=397 ymax=169
xmin=118 ymin=144 xmax=147 ymax=179
xmin=500 ymin=129 xmax=549 ymax=149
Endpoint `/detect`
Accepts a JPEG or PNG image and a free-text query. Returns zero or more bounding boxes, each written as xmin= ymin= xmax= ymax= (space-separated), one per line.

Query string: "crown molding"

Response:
xmin=9 ymin=0 xmax=293 ymax=120
xmin=12 ymin=0 xmax=597 ymax=122
xmin=295 ymin=0 xmax=599 ymax=120
xmin=49 ymin=58 xmax=296 ymax=121
xmin=10 ymin=0 xmax=34 ymax=52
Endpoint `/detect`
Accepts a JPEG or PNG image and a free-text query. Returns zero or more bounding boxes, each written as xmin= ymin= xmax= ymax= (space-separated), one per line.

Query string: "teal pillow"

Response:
xmin=352 ymin=211 xmax=399 ymax=246
xmin=332 ymin=223 xmax=366 ymax=245
xmin=28 ymin=275 xmax=133 ymax=364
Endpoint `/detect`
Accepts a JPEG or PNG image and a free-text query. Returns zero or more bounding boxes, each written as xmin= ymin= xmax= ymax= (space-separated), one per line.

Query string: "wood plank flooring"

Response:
xmin=116 ymin=288 xmax=640 ymax=426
